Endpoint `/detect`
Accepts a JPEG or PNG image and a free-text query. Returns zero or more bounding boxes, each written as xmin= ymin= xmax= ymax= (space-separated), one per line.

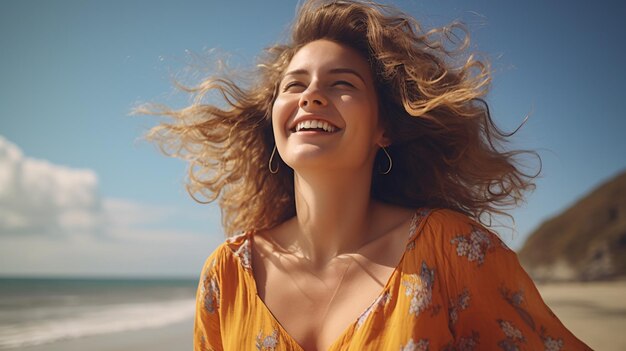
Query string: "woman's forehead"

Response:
xmin=284 ymin=39 xmax=373 ymax=80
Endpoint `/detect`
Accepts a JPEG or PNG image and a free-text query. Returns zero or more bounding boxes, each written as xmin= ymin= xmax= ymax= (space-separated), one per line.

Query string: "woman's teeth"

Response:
xmin=295 ymin=120 xmax=337 ymax=133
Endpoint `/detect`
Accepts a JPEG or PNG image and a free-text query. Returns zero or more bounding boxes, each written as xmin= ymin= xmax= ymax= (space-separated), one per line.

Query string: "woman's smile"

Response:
xmin=293 ymin=120 xmax=338 ymax=133
xmin=289 ymin=114 xmax=342 ymax=134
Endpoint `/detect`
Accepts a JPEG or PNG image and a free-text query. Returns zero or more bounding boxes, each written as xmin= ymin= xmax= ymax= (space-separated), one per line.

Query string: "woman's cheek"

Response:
xmin=272 ymin=97 xmax=295 ymax=135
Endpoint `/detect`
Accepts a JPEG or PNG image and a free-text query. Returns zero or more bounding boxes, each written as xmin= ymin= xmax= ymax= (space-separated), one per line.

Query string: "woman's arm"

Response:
xmin=194 ymin=250 xmax=224 ymax=351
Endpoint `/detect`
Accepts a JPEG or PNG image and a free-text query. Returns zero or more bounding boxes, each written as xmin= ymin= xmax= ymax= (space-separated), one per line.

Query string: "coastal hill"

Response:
xmin=518 ymin=170 xmax=626 ymax=281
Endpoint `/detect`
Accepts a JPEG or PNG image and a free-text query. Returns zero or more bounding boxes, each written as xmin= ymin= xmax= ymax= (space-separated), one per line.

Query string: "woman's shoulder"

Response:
xmin=200 ymin=230 xmax=255 ymax=275
xmin=407 ymin=207 xmax=475 ymax=240
xmin=422 ymin=208 xmax=481 ymax=232
xmin=412 ymin=207 xmax=512 ymax=253
xmin=421 ymin=208 xmax=500 ymax=236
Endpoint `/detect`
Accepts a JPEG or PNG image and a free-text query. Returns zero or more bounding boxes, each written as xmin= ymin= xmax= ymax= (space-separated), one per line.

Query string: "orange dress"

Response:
xmin=194 ymin=208 xmax=592 ymax=350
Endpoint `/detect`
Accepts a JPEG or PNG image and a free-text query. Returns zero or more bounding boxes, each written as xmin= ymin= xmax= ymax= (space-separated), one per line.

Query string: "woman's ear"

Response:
xmin=377 ymin=131 xmax=391 ymax=148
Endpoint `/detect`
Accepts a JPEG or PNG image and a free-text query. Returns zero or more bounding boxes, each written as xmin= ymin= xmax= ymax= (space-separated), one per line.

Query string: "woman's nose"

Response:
xmin=299 ymin=86 xmax=328 ymax=108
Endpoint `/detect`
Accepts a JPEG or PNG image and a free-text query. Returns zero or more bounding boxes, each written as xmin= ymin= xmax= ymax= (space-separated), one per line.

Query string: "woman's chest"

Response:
xmin=257 ymin=259 xmax=398 ymax=350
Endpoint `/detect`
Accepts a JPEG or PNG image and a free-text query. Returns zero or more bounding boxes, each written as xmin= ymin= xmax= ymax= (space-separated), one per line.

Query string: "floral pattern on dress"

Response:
xmin=406 ymin=240 xmax=416 ymax=251
xmin=402 ymin=261 xmax=435 ymax=317
xmin=201 ymin=262 xmax=220 ymax=314
xmin=446 ymin=331 xmax=479 ymax=351
xmin=450 ymin=225 xmax=493 ymax=266
xmin=356 ymin=291 xmax=392 ymax=328
xmin=226 ymin=230 xmax=247 ymax=243
xmin=448 ymin=288 xmax=471 ymax=335
xmin=497 ymin=319 xmax=526 ymax=351
xmin=539 ymin=327 xmax=564 ymax=351
xmin=500 ymin=287 xmax=536 ymax=331
xmin=399 ymin=338 xmax=429 ymax=351
xmin=234 ymin=235 xmax=252 ymax=270
xmin=408 ymin=208 xmax=431 ymax=238
xmin=256 ymin=328 xmax=279 ymax=350
xmin=406 ymin=209 xmax=431 ymax=251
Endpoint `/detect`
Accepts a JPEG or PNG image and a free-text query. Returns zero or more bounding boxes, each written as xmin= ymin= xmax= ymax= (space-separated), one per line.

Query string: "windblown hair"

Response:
xmin=143 ymin=0 xmax=539 ymax=236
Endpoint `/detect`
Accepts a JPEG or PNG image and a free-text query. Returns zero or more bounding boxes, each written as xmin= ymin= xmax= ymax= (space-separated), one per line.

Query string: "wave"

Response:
xmin=0 ymin=298 xmax=195 ymax=349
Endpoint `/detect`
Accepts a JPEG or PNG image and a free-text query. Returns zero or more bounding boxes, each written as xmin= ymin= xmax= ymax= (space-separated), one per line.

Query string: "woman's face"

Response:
xmin=272 ymin=39 xmax=387 ymax=174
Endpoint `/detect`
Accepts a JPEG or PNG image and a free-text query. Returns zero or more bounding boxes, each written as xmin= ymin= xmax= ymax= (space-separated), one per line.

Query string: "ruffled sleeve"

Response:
xmin=194 ymin=244 xmax=226 ymax=351
xmin=428 ymin=209 xmax=592 ymax=351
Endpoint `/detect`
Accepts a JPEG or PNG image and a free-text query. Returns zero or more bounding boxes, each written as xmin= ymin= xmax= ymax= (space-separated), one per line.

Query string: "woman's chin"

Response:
xmin=283 ymin=152 xmax=336 ymax=171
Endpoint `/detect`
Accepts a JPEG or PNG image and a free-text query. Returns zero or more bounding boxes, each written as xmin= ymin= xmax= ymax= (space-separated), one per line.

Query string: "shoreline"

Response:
xmin=13 ymin=318 xmax=193 ymax=351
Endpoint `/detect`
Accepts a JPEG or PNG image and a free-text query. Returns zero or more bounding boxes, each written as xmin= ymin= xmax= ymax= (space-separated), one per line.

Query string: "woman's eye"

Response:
xmin=333 ymin=80 xmax=355 ymax=88
xmin=283 ymin=82 xmax=305 ymax=91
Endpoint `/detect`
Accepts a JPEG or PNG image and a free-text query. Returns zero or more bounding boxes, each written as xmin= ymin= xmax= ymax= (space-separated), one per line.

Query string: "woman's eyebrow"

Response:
xmin=328 ymin=68 xmax=366 ymax=83
xmin=282 ymin=68 xmax=366 ymax=83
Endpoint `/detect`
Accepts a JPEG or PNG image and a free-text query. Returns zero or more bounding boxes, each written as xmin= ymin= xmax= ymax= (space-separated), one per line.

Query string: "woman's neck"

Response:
xmin=291 ymin=169 xmax=376 ymax=267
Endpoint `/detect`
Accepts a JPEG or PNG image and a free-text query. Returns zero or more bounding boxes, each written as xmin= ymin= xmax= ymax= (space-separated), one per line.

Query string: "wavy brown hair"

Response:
xmin=142 ymin=0 xmax=539 ymax=236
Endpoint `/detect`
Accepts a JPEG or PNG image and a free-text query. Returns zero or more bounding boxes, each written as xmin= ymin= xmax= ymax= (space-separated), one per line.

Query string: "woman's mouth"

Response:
xmin=292 ymin=119 xmax=339 ymax=133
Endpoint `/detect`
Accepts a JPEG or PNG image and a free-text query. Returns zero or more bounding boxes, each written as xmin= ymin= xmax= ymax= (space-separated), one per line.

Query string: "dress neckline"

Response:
xmin=236 ymin=207 xmax=432 ymax=351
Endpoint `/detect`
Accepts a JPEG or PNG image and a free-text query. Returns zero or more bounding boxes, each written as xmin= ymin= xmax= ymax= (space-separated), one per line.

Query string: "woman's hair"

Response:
xmin=143 ymin=0 xmax=539 ymax=236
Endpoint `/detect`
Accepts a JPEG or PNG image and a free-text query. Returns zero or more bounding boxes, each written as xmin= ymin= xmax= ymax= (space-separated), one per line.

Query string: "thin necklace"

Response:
xmin=288 ymin=251 xmax=355 ymax=287
xmin=319 ymin=255 xmax=354 ymax=322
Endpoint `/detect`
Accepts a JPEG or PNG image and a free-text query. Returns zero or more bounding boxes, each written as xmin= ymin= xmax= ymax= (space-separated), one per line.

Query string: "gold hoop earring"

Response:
xmin=269 ymin=145 xmax=279 ymax=174
xmin=381 ymin=146 xmax=392 ymax=175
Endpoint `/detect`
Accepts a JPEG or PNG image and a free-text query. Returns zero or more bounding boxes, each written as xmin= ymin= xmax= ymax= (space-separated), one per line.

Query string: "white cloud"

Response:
xmin=0 ymin=136 xmax=102 ymax=237
xmin=0 ymin=136 xmax=223 ymax=277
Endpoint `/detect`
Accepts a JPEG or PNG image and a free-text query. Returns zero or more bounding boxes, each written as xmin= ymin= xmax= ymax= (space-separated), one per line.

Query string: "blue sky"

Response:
xmin=1 ymin=0 xmax=624 ymax=277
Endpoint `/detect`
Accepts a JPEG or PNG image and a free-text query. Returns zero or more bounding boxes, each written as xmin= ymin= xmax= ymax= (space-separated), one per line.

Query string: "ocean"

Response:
xmin=0 ymin=277 xmax=198 ymax=350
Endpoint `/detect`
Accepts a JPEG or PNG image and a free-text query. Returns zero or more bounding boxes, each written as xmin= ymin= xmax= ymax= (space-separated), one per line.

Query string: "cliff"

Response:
xmin=518 ymin=170 xmax=626 ymax=281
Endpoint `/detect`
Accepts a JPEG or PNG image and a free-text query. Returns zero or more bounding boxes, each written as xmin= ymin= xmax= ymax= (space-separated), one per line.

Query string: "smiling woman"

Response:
xmin=143 ymin=0 xmax=591 ymax=350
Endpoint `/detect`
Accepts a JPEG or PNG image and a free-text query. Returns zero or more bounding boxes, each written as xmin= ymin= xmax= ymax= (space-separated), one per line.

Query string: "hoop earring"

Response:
xmin=268 ymin=145 xmax=279 ymax=174
xmin=381 ymin=146 xmax=392 ymax=175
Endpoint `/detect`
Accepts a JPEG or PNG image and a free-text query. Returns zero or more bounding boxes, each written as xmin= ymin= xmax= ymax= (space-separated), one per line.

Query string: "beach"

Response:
xmin=537 ymin=280 xmax=626 ymax=351
xmin=0 ymin=277 xmax=197 ymax=351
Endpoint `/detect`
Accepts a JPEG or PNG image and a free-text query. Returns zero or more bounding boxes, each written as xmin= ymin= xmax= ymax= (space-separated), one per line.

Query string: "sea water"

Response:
xmin=0 ymin=277 xmax=197 ymax=349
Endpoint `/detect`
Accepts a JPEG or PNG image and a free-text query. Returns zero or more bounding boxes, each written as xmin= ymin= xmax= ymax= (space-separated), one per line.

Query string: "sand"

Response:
xmin=537 ymin=280 xmax=626 ymax=351
xmin=12 ymin=281 xmax=625 ymax=350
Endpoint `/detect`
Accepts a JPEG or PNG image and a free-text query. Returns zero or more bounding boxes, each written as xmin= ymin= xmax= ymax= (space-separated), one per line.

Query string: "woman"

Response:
xmin=147 ymin=1 xmax=591 ymax=350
